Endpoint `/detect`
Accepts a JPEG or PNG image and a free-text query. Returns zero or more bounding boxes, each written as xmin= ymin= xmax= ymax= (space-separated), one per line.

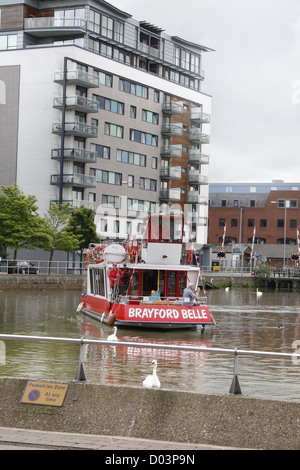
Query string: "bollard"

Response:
xmin=229 ymin=348 xmax=242 ymax=395
xmin=75 ymin=338 xmax=86 ymax=382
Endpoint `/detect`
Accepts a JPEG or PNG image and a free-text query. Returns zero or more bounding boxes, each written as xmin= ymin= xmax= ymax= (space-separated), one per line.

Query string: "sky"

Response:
xmin=109 ymin=0 xmax=300 ymax=183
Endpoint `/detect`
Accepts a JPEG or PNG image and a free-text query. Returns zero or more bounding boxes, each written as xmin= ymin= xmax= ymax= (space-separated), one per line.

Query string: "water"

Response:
xmin=0 ymin=288 xmax=299 ymax=401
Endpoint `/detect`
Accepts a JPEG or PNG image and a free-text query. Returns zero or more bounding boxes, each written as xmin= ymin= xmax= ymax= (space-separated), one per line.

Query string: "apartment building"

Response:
xmin=209 ymin=181 xmax=300 ymax=246
xmin=0 ymin=0 xmax=212 ymax=245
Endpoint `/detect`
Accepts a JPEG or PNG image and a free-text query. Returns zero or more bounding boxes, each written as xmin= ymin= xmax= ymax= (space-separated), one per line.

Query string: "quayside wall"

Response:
xmin=0 ymin=378 xmax=298 ymax=450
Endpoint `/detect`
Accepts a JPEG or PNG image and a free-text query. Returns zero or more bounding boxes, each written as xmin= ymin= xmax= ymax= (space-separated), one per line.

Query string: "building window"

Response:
xmin=248 ymin=219 xmax=255 ymax=227
xmin=250 ymin=200 xmax=256 ymax=207
xmin=277 ymin=219 xmax=284 ymax=228
xmin=221 ymin=200 xmax=227 ymax=207
xmin=102 ymin=195 xmax=120 ymax=209
xmin=104 ymin=122 xmax=124 ymax=138
xmin=154 ymin=90 xmax=160 ymax=103
xmin=101 ymin=219 xmax=108 ymax=232
xmin=290 ymin=219 xmax=297 ymax=229
xmin=119 ymin=79 xmax=148 ymax=99
xmin=0 ymin=34 xmax=17 ymax=50
xmin=219 ymin=218 xmax=226 ymax=227
xmin=140 ymin=178 xmax=157 ymax=191
xmin=94 ymin=170 xmax=122 ymax=186
xmin=130 ymin=129 xmax=158 ymax=147
xmin=116 ymin=150 xmax=146 ymax=167
xmin=94 ymin=95 xmax=124 ymax=115
xmin=127 ymin=175 xmax=134 ymax=188
xmin=130 ymin=106 xmax=137 ymax=118
xmin=231 ymin=219 xmax=238 ymax=227
xmin=142 ymin=109 xmax=159 ymax=125
xmin=152 ymin=157 xmax=158 ymax=169
xmin=114 ymin=220 xmax=120 ymax=234
xmin=260 ymin=219 xmax=267 ymax=228
xmin=91 ymin=143 xmax=110 ymax=159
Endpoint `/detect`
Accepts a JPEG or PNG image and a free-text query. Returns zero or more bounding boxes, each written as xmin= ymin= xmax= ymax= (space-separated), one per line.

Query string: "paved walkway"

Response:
xmin=0 ymin=427 xmax=240 ymax=450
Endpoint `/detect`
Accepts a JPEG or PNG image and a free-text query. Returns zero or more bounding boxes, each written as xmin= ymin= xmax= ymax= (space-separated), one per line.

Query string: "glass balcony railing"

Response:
xmin=189 ymin=150 xmax=209 ymax=165
xmin=187 ymin=192 xmax=208 ymax=204
xmin=161 ymin=145 xmax=182 ymax=158
xmin=53 ymin=96 xmax=98 ymax=113
xmin=162 ymin=123 xmax=183 ymax=136
xmin=50 ymin=173 xmax=96 ymax=188
xmin=188 ymin=171 xmax=209 ymax=184
xmin=160 ymin=167 xmax=182 ymax=179
xmin=52 ymin=122 xmax=98 ymax=137
xmin=54 ymin=70 xmax=99 ymax=88
xmin=51 ymin=199 xmax=96 ymax=211
xmin=189 ymin=128 xmax=210 ymax=144
xmin=162 ymin=101 xmax=184 ymax=115
xmin=51 ymin=148 xmax=97 ymax=163
xmin=190 ymin=108 xmax=211 ymax=123
xmin=159 ymin=188 xmax=181 ymax=201
xmin=24 ymin=17 xmax=87 ymax=38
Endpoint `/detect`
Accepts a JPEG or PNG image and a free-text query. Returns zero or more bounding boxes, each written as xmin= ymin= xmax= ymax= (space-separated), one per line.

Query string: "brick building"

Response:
xmin=208 ymin=182 xmax=300 ymax=269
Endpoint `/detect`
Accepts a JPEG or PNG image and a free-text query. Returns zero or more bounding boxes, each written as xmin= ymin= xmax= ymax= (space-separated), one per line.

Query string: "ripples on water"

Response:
xmin=0 ymin=288 xmax=299 ymax=401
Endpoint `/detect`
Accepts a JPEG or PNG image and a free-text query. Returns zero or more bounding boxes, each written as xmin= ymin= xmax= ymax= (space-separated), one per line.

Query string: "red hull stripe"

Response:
xmin=82 ymin=295 xmax=213 ymax=325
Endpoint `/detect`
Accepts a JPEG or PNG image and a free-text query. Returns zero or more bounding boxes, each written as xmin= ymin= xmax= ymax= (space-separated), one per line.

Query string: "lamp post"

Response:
xmin=283 ymin=200 xmax=290 ymax=273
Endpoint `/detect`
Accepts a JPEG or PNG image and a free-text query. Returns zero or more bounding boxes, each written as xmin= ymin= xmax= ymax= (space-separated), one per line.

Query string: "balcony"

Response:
xmin=54 ymin=70 xmax=99 ymax=88
xmin=51 ymin=148 xmax=97 ymax=164
xmin=162 ymin=101 xmax=184 ymax=115
xmin=53 ymin=96 xmax=98 ymax=113
xmin=50 ymin=173 xmax=96 ymax=188
xmin=52 ymin=122 xmax=98 ymax=138
xmin=160 ymin=167 xmax=182 ymax=180
xmin=162 ymin=123 xmax=183 ymax=136
xmin=190 ymin=108 xmax=210 ymax=123
xmin=187 ymin=192 xmax=209 ymax=204
xmin=159 ymin=188 xmax=181 ymax=202
xmin=161 ymin=144 xmax=182 ymax=158
xmin=189 ymin=128 xmax=210 ymax=144
xmin=138 ymin=42 xmax=163 ymax=59
xmin=189 ymin=150 xmax=209 ymax=165
xmin=188 ymin=171 xmax=209 ymax=185
xmin=24 ymin=17 xmax=87 ymax=38
xmin=51 ymin=199 xmax=96 ymax=211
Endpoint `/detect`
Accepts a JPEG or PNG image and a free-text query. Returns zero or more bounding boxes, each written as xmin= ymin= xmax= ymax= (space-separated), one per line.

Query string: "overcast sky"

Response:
xmin=109 ymin=0 xmax=300 ymax=183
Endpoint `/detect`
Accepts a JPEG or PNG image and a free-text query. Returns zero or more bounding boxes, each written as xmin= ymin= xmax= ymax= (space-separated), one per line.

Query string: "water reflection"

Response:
xmin=0 ymin=288 xmax=299 ymax=401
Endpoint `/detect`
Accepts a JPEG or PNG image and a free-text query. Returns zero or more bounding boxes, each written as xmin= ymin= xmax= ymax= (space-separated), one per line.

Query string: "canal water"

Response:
xmin=0 ymin=287 xmax=299 ymax=401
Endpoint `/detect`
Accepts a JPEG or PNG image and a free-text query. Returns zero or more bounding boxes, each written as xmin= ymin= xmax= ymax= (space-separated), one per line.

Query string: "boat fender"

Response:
xmin=107 ymin=311 xmax=116 ymax=326
xmin=76 ymin=302 xmax=84 ymax=313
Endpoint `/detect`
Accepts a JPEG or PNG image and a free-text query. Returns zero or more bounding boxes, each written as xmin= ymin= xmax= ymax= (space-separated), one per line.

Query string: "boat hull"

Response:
xmin=80 ymin=294 xmax=215 ymax=330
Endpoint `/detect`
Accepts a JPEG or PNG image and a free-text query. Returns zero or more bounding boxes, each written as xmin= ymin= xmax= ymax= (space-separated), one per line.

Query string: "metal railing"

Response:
xmin=0 ymin=259 xmax=86 ymax=275
xmin=0 ymin=334 xmax=298 ymax=395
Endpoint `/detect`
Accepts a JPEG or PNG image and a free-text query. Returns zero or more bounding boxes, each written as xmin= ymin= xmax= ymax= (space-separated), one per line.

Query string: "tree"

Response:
xmin=0 ymin=184 xmax=50 ymax=260
xmin=43 ymin=203 xmax=80 ymax=274
xmin=65 ymin=206 xmax=101 ymax=272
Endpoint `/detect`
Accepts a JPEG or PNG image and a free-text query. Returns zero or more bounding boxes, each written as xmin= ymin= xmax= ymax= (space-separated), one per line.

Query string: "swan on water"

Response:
xmin=107 ymin=326 xmax=118 ymax=342
xmin=256 ymin=288 xmax=263 ymax=297
xmin=225 ymin=287 xmax=230 ymax=292
xmin=143 ymin=359 xmax=161 ymax=389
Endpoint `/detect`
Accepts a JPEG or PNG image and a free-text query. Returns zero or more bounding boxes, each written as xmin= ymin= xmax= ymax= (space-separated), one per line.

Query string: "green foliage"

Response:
xmin=43 ymin=203 xmax=80 ymax=273
xmin=0 ymin=184 xmax=51 ymax=260
xmin=65 ymin=206 xmax=100 ymax=271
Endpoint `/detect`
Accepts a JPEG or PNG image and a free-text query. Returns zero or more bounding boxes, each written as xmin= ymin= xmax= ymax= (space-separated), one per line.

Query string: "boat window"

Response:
xmin=91 ymin=268 xmax=105 ymax=296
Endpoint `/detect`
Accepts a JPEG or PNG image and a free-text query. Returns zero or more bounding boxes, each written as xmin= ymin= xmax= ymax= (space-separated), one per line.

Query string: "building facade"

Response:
xmin=0 ymin=0 xmax=212 ymax=245
xmin=209 ymin=181 xmax=300 ymax=246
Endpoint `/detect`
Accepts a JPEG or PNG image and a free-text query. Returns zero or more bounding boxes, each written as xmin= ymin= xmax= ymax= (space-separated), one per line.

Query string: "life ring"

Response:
xmin=91 ymin=245 xmax=104 ymax=264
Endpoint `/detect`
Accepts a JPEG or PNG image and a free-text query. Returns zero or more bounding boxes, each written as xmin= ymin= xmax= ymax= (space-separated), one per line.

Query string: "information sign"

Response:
xmin=20 ymin=381 xmax=68 ymax=407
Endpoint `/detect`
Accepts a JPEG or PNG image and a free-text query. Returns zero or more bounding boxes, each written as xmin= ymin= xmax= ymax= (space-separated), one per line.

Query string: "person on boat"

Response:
xmin=183 ymin=283 xmax=200 ymax=306
xmin=150 ymin=290 xmax=160 ymax=302
xmin=108 ymin=263 xmax=123 ymax=295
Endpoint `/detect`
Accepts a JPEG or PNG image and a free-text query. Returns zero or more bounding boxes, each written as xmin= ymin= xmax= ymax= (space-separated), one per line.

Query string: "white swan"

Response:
xmin=225 ymin=287 xmax=230 ymax=292
xmin=143 ymin=359 xmax=161 ymax=389
xmin=256 ymin=288 xmax=263 ymax=297
xmin=107 ymin=326 xmax=118 ymax=342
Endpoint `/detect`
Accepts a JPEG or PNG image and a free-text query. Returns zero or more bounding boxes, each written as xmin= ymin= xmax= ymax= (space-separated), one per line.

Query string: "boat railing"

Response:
xmin=0 ymin=334 xmax=298 ymax=396
xmin=118 ymin=295 xmax=207 ymax=306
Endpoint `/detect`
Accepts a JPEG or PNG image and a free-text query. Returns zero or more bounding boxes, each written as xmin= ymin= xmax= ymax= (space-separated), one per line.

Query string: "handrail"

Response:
xmin=0 ymin=334 xmax=298 ymax=395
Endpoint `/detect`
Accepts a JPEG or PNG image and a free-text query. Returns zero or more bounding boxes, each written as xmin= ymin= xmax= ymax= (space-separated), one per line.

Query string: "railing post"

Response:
xmin=75 ymin=337 xmax=86 ymax=382
xmin=229 ymin=348 xmax=242 ymax=395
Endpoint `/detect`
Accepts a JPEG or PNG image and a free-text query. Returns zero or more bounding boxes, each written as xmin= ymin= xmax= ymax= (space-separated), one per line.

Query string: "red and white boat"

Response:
xmin=78 ymin=215 xmax=215 ymax=331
